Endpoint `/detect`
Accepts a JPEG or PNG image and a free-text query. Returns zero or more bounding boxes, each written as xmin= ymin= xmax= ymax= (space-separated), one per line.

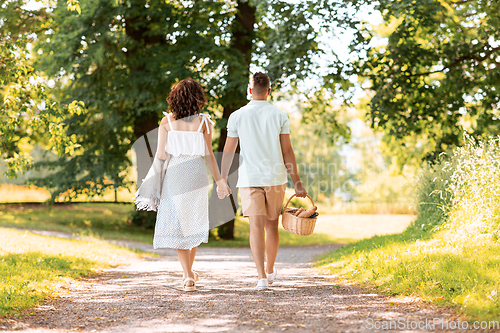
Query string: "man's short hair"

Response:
xmin=251 ymin=72 xmax=270 ymax=94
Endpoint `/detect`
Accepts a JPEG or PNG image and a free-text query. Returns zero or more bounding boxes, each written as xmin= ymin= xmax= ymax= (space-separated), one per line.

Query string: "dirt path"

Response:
xmin=1 ymin=233 xmax=473 ymax=333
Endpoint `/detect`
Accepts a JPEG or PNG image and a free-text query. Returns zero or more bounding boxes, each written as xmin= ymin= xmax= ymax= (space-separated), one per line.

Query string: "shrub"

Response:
xmin=443 ymin=135 xmax=500 ymax=243
xmin=413 ymin=152 xmax=455 ymax=231
xmin=128 ymin=210 xmax=157 ymax=229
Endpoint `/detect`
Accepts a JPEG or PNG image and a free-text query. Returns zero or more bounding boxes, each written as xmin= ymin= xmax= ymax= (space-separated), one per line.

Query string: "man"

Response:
xmin=220 ymin=72 xmax=307 ymax=290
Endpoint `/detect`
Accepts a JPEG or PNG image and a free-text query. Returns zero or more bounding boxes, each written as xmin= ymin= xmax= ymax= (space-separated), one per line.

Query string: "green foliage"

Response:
xmin=317 ymin=229 xmax=500 ymax=321
xmin=414 ymin=153 xmax=454 ymax=226
xmin=443 ymin=135 xmax=500 ymax=242
xmin=289 ymin=115 xmax=353 ymax=202
xmin=0 ymin=0 xmax=351 ymax=205
xmin=128 ymin=210 xmax=156 ymax=229
xmin=339 ymin=0 xmax=500 ymax=162
xmin=0 ymin=11 xmax=85 ymax=179
xmin=317 ymin=135 xmax=500 ymax=321
xmin=27 ymin=0 xmax=225 ymax=200
xmin=288 ymin=196 xmax=309 ymax=209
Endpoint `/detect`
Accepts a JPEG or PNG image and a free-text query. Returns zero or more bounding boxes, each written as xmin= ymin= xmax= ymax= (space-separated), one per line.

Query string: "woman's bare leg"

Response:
xmin=189 ymin=247 xmax=197 ymax=272
xmin=177 ymin=249 xmax=194 ymax=287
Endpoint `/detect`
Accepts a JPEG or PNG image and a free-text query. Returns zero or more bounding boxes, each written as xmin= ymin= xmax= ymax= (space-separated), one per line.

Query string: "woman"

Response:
xmin=134 ymin=78 xmax=230 ymax=291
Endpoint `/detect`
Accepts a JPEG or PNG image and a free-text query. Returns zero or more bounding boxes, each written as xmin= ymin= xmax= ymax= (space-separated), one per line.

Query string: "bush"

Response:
xmin=128 ymin=210 xmax=157 ymax=229
xmin=443 ymin=135 xmax=500 ymax=243
xmin=413 ymin=152 xmax=455 ymax=230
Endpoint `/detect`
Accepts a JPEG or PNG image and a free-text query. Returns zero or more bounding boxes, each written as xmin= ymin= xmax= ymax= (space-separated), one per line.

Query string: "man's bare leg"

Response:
xmin=264 ymin=217 xmax=279 ymax=274
xmin=249 ymin=215 xmax=266 ymax=279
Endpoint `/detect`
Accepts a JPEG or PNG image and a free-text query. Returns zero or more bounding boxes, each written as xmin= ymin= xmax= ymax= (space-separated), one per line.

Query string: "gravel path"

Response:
xmin=1 ymin=232 xmax=474 ymax=333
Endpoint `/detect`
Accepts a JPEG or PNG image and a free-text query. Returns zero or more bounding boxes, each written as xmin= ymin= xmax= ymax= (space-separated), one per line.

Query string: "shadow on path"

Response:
xmin=2 ymin=244 xmax=467 ymax=333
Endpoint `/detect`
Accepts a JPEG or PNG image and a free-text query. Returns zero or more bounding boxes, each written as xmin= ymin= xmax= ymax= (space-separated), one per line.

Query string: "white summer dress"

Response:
xmin=135 ymin=112 xmax=215 ymax=250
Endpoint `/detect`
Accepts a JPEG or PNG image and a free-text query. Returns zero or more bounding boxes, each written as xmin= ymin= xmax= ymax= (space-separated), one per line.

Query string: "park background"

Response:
xmin=1 ymin=0 xmax=500 ymax=325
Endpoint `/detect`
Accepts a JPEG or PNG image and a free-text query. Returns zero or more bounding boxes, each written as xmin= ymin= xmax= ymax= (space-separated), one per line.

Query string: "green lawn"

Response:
xmin=0 ymin=203 xmax=153 ymax=244
xmin=316 ymin=214 xmax=500 ymax=322
xmin=0 ymin=228 xmax=142 ymax=317
xmin=0 ymin=204 xmax=382 ymax=247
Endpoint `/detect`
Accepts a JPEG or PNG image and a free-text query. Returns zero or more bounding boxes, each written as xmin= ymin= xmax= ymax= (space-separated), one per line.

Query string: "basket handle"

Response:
xmin=283 ymin=194 xmax=315 ymax=211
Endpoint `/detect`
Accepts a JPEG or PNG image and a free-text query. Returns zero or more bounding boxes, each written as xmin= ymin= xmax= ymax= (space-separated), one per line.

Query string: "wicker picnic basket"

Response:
xmin=281 ymin=194 xmax=318 ymax=236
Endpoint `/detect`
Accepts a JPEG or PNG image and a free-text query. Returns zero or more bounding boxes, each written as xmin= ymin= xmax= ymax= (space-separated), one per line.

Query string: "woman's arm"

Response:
xmin=280 ymin=133 xmax=307 ymax=197
xmin=203 ymin=121 xmax=220 ymax=181
xmin=157 ymin=118 xmax=169 ymax=160
xmin=203 ymin=121 xmax=230 ymax=197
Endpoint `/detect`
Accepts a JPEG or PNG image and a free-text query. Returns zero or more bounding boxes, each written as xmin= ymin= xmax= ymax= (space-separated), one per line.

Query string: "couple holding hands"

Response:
xmin=135 ymin=72 xmax=307 ymax=291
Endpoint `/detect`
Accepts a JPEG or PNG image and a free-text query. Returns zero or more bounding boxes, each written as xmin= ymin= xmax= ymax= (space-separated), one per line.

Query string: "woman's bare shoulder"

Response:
xmin=160 ymin=113 xmax=170 ymax=126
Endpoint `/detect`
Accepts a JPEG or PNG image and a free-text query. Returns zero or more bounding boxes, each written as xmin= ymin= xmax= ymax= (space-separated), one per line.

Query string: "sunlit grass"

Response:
xmin=0 ymin=203 xmax=153 ymax=244
xmin=0 ymin=228 xmax=142 ymax=317
xmin=0 ymin=202 xmax=413 ymax=248
xmin=0 ymin=203 xmax=344 ymax=247
xmin=204 ymin=216 xmax=343 ymax=247
xmin=0 ymin=184 xmax=50 ymax=203
xmin=317 ymin=136 xmax=500 ymax=321
xmin=316 ymin=219 xmax=500 ymax=321
xmin=0 ymin=183 xmax=133 ymax=203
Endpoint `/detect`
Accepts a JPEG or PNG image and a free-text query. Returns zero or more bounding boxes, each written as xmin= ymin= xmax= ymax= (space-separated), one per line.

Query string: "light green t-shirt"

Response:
xmin=227 ymin=100 xmax=291 ymax=188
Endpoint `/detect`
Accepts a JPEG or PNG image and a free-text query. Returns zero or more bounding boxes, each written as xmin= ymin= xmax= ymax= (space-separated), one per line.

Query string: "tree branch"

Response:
xmin=446 ymin=0 xmax=473 ymax=5
xmin=409 ymin=45 xmax=500 ymax=78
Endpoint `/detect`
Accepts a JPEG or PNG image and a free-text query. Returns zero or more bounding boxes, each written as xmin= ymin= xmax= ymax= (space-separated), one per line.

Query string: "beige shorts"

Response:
xmin=239 ymin=184 xmax=287 ymax=220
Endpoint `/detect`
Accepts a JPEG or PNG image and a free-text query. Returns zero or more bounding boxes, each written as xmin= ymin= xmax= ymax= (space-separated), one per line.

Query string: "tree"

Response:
xmin=209 ymin=0 xmax=353 ymax=238
xmin=3 ymin=0 xmax=355 ymax=238
xmin=28 ymin=0 xmax=228 ymax=200
xmin=0 ymin=1 xmax=84 ymax=181
xmin=334 ymin=0 xmax=500 ymax=163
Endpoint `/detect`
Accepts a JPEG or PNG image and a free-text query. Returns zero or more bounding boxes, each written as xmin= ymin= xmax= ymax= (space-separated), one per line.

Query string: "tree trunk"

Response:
xmin=216 ymin=1 xmax=256 ymax=240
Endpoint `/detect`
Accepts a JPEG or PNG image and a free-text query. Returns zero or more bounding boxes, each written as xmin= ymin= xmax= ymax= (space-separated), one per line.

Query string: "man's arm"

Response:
xmin=280 ymin=134 xmax=307 ymax=197
xmin=221 ymin=137 xmax=239 ymax=181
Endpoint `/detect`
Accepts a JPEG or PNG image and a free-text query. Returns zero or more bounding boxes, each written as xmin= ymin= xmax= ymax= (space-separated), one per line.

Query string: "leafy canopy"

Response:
xmin=334 ymin=0 xmax=500 ymax=163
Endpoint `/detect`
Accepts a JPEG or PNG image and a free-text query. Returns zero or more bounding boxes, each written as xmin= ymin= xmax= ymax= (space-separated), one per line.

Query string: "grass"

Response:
xmin=317 ymin=217 xmax=500 ymax=320
xmin=0 ymin=182 xmax=415 ymax=214
xmin=0 ymin=184 xmax=51 ymax=203
xmin=0 ymin=183 xmax=134 ymax=203
xmin=0 ymin=228 xmax=142 ymax=317
xmin=316 ymin=216 xmax=500 ymax=322
xmin=206 ymin=216 xmax=342 ymax=247
xmin=0 ymin=202 xmax=413 ymax=248
xmin=316 ymin=135 xmax=500 ymax=322
xmin=0 ymin=203 xmax=348 ymax=247
xmin=0 ymin=203 xmax=154 ymax=244
xmin=319 ymin=200 xmax=415 ymax=215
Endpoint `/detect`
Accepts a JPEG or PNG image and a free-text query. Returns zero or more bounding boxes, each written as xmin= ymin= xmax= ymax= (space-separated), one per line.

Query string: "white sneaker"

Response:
xmin=267 ymin=267 xmax=277 ymax=284
xmin=255 ymin=278 xmax=268 ymax=290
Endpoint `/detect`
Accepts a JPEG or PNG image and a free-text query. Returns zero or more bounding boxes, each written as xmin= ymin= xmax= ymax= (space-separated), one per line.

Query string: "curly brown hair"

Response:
xmin=167 ymin=78 xmax=207 ymax=121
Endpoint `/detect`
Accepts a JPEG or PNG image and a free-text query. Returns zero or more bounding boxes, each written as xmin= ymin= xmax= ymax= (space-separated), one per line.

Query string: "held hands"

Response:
xmin=294 ymin=181 xmax=307 ymax=198
xmin=216 ymin=179 xmax=231 ymax=199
